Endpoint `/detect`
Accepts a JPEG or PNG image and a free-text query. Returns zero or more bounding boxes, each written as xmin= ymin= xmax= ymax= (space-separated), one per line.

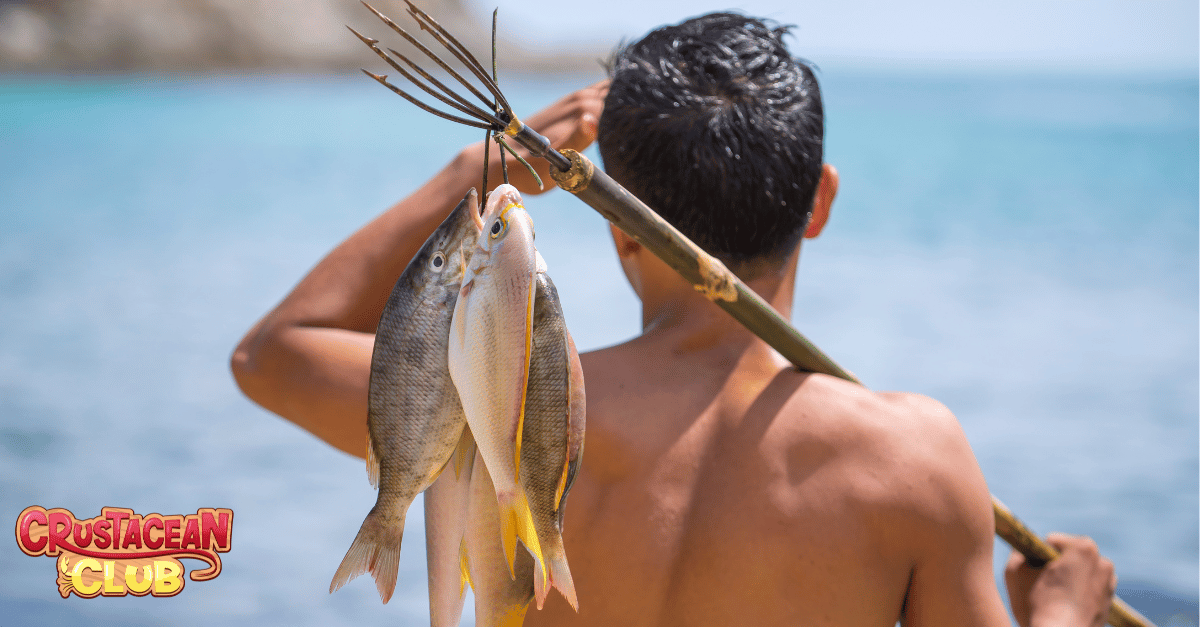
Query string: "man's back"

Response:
xmin=526 ymin=320 xmax=999 ymax=626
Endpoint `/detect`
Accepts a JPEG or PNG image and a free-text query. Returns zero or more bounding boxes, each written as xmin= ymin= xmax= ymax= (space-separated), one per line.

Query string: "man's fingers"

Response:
xmin=1006 ymin=533 xmax=1117 ymax=627
xmin=559 ymin=112 xmax=599 ymax=154
xmin=1043 ymin=531 xmax=1073 ymax=549
xmin=1006 ymin=547 xmax=1030 ymax=573
xmin=1045 ymin=532 xmax=1099 ymax=556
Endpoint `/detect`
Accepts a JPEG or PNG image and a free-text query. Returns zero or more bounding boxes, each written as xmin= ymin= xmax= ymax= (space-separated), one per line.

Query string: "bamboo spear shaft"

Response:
xmin=501 ymin=125 xmax=1152 ymax=627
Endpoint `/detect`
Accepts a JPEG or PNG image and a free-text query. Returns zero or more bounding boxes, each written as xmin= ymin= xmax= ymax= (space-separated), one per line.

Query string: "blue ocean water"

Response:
xmin=0 ymin=71 xmax=1195 ymax=625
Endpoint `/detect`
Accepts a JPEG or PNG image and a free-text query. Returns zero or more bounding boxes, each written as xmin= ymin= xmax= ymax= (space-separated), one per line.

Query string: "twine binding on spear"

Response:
xmin=347 ymin=4 xmax=1155 ymax=625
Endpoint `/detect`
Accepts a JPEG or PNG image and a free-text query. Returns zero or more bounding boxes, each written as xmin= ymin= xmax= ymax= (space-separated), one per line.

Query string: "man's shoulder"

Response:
xmin=768 ymin=374 xmax=989 ymax=519
xmin=812 ymin=375 xmax=994 ymax=539
xmin=772 ymin=372 xmax=964 ymax=458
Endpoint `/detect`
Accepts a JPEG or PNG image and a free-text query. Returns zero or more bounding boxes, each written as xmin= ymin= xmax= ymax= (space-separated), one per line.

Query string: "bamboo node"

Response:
xmin=550 ymin=149 xmax=593 ymax=194
xmin=694 ymin=252 xmax=738 ymax=302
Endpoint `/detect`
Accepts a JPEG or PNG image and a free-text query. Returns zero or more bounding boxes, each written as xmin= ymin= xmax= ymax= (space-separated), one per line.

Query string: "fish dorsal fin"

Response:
xmin=366 ymin=430 xmax=380 ymax=489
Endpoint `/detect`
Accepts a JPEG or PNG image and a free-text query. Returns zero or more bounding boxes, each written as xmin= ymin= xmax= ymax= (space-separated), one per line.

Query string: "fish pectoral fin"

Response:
xmin=497 ymin=488 xmax=545 ymax=590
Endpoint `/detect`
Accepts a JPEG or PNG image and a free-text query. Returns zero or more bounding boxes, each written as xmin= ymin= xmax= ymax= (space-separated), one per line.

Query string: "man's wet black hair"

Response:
xmin=598 ymin=12 xmax=824 ymax=266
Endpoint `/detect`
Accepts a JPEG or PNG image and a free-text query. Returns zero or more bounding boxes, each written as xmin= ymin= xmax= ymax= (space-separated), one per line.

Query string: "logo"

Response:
xmin=15 ymin=506 xmax=233 ymax=598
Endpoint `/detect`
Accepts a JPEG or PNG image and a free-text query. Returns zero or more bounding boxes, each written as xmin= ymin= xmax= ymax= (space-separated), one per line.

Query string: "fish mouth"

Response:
xmin=447 ymin=188 xmax=484 ymax=237
xmin=469 ymin=188 xmax=485 ymax=231
xmin=483 ymin=184 xmax=524 ymax=221
xmin=493 ymin=184 xmax=523 ymax=208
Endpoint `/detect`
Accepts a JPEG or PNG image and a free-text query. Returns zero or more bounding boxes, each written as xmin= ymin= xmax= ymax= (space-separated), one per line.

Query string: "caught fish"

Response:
xmin=425 ymin=427 xmax=477 ymax=627
xmin=447 ymin=184 xmax=545 ymax=585
xmin=519 ymin=266 xmax=586 ymax=610
xmin=464 ymin=448 xmax=536 ymax=627
xmin=331 ymin=189 xmax=483 ymax=603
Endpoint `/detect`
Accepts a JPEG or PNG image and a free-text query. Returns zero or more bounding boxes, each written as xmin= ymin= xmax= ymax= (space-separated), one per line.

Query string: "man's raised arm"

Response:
xmin=230 ymin=81 xmax=607 ymax=457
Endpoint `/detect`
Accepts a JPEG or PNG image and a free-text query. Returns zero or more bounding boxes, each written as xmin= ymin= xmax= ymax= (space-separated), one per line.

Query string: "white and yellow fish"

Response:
xmin=447 ymin=184 xmax=545 ymax=587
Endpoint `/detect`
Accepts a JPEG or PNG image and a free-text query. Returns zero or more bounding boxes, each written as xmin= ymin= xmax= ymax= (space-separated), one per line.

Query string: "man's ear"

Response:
xmin=610 ymin=224 xmax=644 ymax=297
xmin=609 ymin=223 xmax=641 ymax=258
xmin=804 ymin=163 xmax=838 ymax=239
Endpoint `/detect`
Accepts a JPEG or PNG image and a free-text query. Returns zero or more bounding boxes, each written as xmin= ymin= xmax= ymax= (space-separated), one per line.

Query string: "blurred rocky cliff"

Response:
xmin=0 ymin=0 xmax=607 ymax=73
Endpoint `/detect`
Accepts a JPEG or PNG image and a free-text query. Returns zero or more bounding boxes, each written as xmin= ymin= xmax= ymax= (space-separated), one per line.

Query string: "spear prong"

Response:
xmin=400 ymin=0 xmax=511 ymax=112
xmin=386 ymin=47 xmax=506 ymax=128
xmin=402 ymin=0 xmax=490 ymax=78
xmin=482 ymin=128 xmax=491 ymax=195
xmin=350 ymin=26 xmax=499 ymax=127
xmin=360 ymin=69 xmax=492 ymax=130
xmin=361 ymin=2 xmax=501 ymax=118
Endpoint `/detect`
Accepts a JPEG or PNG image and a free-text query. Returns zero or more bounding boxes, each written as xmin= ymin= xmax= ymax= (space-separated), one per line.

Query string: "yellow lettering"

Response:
xmin=124 ymin=564 xmax=153 ymax=594
xmin=102 ymin=560 xmax=125 ymax=595
xmin=153 ymin=560 xmax=182 ymax=595
xmin=71 ymin=558 xmax=102 ymax=596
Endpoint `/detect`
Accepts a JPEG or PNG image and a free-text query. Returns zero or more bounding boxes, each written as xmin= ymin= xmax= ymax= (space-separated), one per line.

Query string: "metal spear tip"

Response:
xmin=352 ymin=0 xmax=517 ymax=134
xmin=346 ymin=25 xmax=379 ymax=46
xmin=361 ymin=69 xmax=387 ymax=82
xmin=361 ymin=1 xmax=399 ymax=29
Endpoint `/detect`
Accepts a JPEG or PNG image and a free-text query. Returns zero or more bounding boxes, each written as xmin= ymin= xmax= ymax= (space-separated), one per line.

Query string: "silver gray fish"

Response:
xmin=330 ymin=189 xmax=483 ymax=604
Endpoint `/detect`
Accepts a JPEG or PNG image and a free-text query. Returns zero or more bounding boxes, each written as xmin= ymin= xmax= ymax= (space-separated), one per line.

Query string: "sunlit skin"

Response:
xmin=232 ymin=80 xmax=1116 ymax=626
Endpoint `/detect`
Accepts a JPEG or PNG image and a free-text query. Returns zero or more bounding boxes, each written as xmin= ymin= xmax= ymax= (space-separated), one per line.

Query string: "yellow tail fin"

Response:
xmin=496 ymin=488 xmax=546 ymax=593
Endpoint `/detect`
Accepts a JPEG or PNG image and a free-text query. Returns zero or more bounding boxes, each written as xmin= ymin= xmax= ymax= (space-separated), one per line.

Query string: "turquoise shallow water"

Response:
xmin=0 ymin=72 xmax=1196 ymax=624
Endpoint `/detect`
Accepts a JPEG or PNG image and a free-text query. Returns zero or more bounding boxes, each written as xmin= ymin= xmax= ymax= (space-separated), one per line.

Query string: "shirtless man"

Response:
xmin=232 ymin=12 xmax=1117 ymax=627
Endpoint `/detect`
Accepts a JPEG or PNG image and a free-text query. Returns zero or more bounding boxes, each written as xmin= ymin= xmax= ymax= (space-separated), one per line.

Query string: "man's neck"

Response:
xmin=635 ymin=247 xmax=800 ymax=370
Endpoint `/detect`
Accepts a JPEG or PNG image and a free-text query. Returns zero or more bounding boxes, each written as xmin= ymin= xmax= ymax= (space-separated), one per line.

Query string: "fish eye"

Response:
xmin=489 ymin=218 xmax=504 ymax=239
xmin=430 ymin=252 xmax=446 ymax=271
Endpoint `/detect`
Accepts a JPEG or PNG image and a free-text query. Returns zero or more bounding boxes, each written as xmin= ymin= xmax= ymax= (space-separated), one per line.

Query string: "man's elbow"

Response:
xmin=230 ymin=322 xmax=272 ymax=406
